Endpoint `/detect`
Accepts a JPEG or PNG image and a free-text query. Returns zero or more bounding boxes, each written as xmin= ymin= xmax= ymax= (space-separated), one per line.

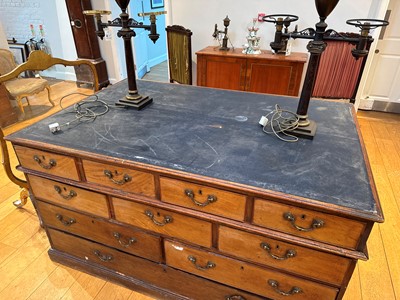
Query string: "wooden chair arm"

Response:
xmin=0 ymin=50 xmax=100 ymax=91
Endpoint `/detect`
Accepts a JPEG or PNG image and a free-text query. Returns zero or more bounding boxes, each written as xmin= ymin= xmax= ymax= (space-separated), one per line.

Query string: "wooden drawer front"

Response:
xmin=113 ymin=197 xmax=212 ymax=248
xmin=219 ymin=226 xmax=350 ymax=286
xmin=48 ymin=228 xmax=263 ymax=300
xmin=253 ymin=199 xmax=366 ymax=249
xmin=160 ymin=177 xmax=247 ymax=221
xmin=14 ymin=145 xmax=79 ymax=180
xmin=82 ymin=160 xmax=155 ymax=198
xmin=48 ymin=228 xmax=164 ymax=283
xmin=165 ymin=240 xmax=338 ymax=300
xmin=37 ymin=201 xmax=162 ymax=262
xmin=28 ymin=175 xmax=109 ymax=218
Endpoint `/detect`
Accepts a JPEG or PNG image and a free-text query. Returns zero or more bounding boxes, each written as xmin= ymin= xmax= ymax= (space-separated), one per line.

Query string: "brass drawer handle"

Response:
xmin=54 ymin=185 xmax=77 ymax=200
xmin=145 ymin=210 xmax=173 ymax=226
xmin=113 ymin=232 xmax=137 ymax=248
xmin=283 ymin=212 xmax=324 ymax=232
xmin=225 ymin=295 xmax=246 ymax=300
xmin=93 ymin=250 xmax=113 ymax=262
xmin=188 ymin=255 xmax=216 ymax=270
xmin=260 ymin=242 xmax=297 ymax=261
xmin=268 ymin=279 xmax=302 ymax=296
xmin=56 ymin=213 xmax=76 ymax=226
xmin=103 ymin=169 xmax=132 ymax=185
xmin=33 ymin=155 xmax=57 ymax=169
xmin=184 ymin=189 xmax=217 ymax=207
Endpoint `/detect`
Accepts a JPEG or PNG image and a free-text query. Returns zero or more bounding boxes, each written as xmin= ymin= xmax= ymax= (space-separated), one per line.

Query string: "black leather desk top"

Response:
xmin=8 ymin=80 xmax=379 ymax=216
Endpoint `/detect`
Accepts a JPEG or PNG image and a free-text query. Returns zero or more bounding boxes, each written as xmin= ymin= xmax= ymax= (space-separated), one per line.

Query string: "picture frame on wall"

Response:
xmin=8 ymin=43 xmax=28 ymax=66
xmin=151 ymin=0 xmax=164 ymax=9
xmin=7 ymin=42 xmax=32 ymax=77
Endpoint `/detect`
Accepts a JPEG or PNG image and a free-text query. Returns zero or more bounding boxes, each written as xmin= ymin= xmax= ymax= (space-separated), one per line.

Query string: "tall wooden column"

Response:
xmin=65 ymin=0 xmax=110 ymax=89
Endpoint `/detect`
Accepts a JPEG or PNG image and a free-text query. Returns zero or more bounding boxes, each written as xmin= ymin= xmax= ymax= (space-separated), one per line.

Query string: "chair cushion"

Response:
xmin=4 ymin=78 xmax=48 ymax=97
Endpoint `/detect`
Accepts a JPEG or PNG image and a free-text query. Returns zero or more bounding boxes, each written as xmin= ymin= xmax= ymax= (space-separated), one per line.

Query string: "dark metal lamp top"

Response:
xmin=115 ymin=0 xmax=130 ymax=11
xmin=315 ymin=0 xmax=340 ymax=19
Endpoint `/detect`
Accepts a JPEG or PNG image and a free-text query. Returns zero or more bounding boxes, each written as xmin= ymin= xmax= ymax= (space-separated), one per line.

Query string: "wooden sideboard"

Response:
xmin=196 ymin=46 xmax=308 ymax=96
xmin=6 ymin=80 xmax=382 ymax=300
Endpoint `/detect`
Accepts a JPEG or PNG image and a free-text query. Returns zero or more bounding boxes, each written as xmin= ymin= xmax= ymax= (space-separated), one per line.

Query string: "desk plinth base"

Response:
xmin=290 ymin=120 xmax=317 ymax=140
xmin=115 ymin=92 xmax=153 ymax=110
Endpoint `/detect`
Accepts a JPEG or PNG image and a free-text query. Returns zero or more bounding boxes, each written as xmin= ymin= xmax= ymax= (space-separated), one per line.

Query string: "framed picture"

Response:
xmin=8 ymin=43 xmax=28 ymax=66
xmin=151 ymin=0 xmax=164 ymax=9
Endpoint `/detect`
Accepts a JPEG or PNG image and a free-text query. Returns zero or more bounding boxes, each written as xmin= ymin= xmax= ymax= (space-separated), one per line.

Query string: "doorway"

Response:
xmin=361 ymin=0 xmax=400 ymax=112
xmin=129 ymin=0 xmax=167 ymax=79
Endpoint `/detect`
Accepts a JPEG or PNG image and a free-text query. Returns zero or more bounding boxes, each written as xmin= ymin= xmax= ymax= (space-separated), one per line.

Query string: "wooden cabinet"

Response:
xmin=196 ymin=46 xmax=308 ymax=96
xmin=6 ymin=80 xmax=382 ymax=300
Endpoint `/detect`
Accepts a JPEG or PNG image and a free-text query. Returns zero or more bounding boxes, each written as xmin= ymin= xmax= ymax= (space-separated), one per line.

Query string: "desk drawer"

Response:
xmin=28 ymin=175 xmax=109 ymax=218
xmin=160 ymin=177 xmax=246 ymax=221
xmin=165 ymin=240 xmax=338 ymax=300
xmin=253 ymin=199 xmax=366 ymax=249
xmin=113 ymin=197 xmax=212 ymax=248
xmin=48 ymin=228 xmax=264 ymax=300
xmin=14 ymin=145 xmax=79 ymax=180
xmin=37 ymin=201 xmax=162 ymax=262
xmin=82 ymin=160 xmax=155 ymax=198
xmin=219 ymin=226 xmax=350 ymax=286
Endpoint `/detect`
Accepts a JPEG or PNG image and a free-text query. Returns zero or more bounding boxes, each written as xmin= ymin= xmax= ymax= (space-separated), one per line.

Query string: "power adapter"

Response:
xmin=49 ymin=122 xmax=61 ymax=133
xmin=259 ymin=116 xmax=268 ymax=127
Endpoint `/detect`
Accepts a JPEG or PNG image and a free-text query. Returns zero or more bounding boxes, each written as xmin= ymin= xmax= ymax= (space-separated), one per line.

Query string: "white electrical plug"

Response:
xmin=259 ymin=116 xmax=268 ymax=127
xmin=49 ymin=122 xmax=61 ymax=133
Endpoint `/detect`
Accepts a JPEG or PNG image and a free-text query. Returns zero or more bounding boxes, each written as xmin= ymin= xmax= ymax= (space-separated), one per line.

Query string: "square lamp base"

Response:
xmin=290 ymin=120 xmax=317 ymax=140
xmin=115 ymin=95 xmax=153 ymax=110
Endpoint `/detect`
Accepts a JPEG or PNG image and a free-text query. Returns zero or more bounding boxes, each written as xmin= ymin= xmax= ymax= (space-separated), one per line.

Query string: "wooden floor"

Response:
xmin=142 ymin=61 xmax=169 ymax=83
xmin=0 ymin=80 xmax=399 ymax=300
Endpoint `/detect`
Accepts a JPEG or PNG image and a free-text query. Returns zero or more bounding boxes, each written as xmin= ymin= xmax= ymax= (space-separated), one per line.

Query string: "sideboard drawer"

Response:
xmin=113 ymin=197 xmax=212 ymax=248
xmin=28 ymin=175 xmax=109 ymax=218
xmin=14 ymin=145 xmax=79 ymax=180
xmin=219 ymin=226 xmax=351 ymax=286
xmin=82 ymin=160 xmax=156 ymax=198
xmin=160 ymin=177 xmax=247 ymax=221
xmin=165 ymin=240 xmax=338 ymax=300
xmin=37 ymin=201 xmax=162 ymax=262
xmin=253 ymin=199 xmax=366 ymax=249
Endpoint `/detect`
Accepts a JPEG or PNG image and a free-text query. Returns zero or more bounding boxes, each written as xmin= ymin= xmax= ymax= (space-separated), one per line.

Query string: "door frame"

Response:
xmin=355 ymin=0 xmax=391 ymax=110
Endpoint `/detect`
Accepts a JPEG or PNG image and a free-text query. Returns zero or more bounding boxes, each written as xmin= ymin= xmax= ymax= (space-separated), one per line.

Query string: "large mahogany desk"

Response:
xmin=6 ymin=80 xmax=382 ymax=300
xmin=196 ymin=46 xmax=308 ymax=96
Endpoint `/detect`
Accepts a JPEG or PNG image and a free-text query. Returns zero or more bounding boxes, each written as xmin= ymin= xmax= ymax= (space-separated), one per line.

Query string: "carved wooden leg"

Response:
xmin=16 ymin=96 xmax=25 ymax=114
xmin=13 ymin=188 xmax=29 ymax=208
xmin=45 ymin=85 xmax=55 ymax=106
xmin=0 ymin=127 xmax=29 ymax=208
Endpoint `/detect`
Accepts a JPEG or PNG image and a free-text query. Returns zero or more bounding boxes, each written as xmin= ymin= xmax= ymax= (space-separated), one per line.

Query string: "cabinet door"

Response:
xmin=197 ymin=55 xmax=247 ymax=91
xmin=246 ymin=59 xmax=303 ymax=96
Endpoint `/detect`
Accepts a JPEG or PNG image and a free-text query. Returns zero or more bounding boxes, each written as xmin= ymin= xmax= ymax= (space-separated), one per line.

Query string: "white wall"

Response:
xmin=41 ymin=0 xmax=77 ymax=80
xmin=0 ymin=20 xmax=8 ymax=49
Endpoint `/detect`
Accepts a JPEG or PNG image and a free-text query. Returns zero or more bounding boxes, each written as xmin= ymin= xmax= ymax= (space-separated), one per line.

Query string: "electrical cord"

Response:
xmin=259 ymin=104 xmax=299 ymax=142
xmin=49 ymin=92 xmax=109 ymax=133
